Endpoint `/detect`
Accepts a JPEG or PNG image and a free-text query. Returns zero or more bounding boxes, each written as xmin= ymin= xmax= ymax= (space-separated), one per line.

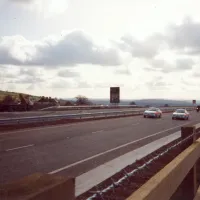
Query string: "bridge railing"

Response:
xmin=127 ymin=123 xmax=200 ymax=200
xmin=0 ymin=107 xmax=195 ymax=126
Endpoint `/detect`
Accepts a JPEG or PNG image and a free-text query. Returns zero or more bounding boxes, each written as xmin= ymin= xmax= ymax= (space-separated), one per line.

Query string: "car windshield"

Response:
xmin=176 ymin=109 xmax=185 ymax=113
xmin=148 ymin=108 xmax=158 ymax=111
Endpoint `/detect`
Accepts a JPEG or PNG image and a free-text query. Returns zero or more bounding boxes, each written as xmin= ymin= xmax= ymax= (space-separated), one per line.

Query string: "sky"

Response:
xmin=1 ymin=0 xmax=200 ymax=100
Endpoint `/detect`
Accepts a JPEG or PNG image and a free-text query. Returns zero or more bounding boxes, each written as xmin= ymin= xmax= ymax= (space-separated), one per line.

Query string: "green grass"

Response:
xmin=0 ymin=90 xmax=40 ymax=101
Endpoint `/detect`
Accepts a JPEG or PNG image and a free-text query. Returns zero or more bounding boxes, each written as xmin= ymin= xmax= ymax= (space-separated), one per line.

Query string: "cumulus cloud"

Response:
xmin=117 ymin=17 xmax=200 ymax=69
xmin=20 ymin=68 xmax=42 ymax=77
xmin=118 ymin=34 xmax=165 ymax=59
xmin=50 ymin=79 xmax=91 ymax=89
xmin=9 ymin=0 xmax=34 ymax=3
xmin=8 ymin=0 xmax=69 ymax=18
xmin=57 ymin=69 xmax=80 ymax=78
xmin=0 ymin=30 xmax=121 ymax=67
xmin=167 ymin=18 xmax=200 ymax=54
xmin=76 ymin=81 xmax=91 ymax=88
xmin=50 ymin=79 xmax=73 ymax=89
xmin=146 ymin=58 xmax=194 ymax=73
xmin=115 ymin=68 xmax=131 ymax=75
xmin=146 ymin=77 xmax=172 ymax=90
xmin=176 ymin=58 xmax=194 ymax=70
xmin=193 ymin=72 xmax=200 ymax=77
xmin=15 ymin=76 xmax=45 ymax=84
xmin=95 ymin=82 xmax=124 ymax=88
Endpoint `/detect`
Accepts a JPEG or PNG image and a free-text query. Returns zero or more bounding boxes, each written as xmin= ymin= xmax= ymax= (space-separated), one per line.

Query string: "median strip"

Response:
xmin=0 ymin=108 xmax=194 ymax=132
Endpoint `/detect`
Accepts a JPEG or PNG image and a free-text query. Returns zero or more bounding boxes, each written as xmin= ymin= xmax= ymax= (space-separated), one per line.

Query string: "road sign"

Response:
xmin=193 ymin=100 xmax=196 ymax=104
xmin=110 ymin=87 xmax=120 ymax=103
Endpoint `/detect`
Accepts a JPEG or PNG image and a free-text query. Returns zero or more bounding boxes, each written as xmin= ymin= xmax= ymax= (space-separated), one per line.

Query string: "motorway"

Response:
xmin=0 ymin=111 xmax=200 ymax=185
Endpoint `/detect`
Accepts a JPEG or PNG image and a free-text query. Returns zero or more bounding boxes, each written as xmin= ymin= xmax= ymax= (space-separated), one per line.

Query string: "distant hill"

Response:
xmin=66 ymin=98 xmax=195 ymax=107
xmin=0 ymin=90 xmax=195 ymax=107
xmin=133 ymin=99 xmax=193 ymax=107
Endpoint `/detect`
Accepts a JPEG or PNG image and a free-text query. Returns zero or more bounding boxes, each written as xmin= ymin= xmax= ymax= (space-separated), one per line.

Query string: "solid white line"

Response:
xmin=6 ymin=144 xmax=34 ymax=152
xmin=49 ymin=122 xmax=189 ymax=175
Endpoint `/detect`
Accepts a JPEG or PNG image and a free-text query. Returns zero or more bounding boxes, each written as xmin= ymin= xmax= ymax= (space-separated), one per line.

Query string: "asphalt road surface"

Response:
xmin=0 ymin=111 xmax=199 ymax=185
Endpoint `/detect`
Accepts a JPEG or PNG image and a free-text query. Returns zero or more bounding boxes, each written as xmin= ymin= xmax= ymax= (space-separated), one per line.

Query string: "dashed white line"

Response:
xmin=6 ymin=144 xmax=34 ymax=152
xmin=49 ymin=122 xmax=189 ymax=175
xmin=132 ymin=123 xmax=139 ymax=126
xmin=92 ymin=130 xmax=104 ymax=134
xmin=0 ymin=121 xmax=101 ymax=136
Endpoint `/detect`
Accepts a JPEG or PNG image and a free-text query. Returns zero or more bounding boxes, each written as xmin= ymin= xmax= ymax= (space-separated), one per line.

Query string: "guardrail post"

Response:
xmin=180 ymin=125 xmax=197 ymax=199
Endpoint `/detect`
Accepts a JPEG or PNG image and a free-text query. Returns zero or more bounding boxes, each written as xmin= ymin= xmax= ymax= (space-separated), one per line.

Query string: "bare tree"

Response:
xmin=130 ymin=101 xmax=136 ymax=105
xmin=75 ymin=95 xmax=92 ymax=105
xmin=65 ymin=100 xmax=74 ymax=106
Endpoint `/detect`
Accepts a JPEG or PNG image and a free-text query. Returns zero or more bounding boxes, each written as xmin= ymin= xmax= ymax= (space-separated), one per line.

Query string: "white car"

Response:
xmin=172 ymin=109 xmax=189 ymax=120
xmin=143 ymin=107 xmax=162 ymax=118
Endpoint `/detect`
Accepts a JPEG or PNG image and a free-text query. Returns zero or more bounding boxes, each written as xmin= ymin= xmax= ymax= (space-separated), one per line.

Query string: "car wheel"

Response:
xmin=144 ymin=115 xmax=146 ymax=118
xmin=159 ymin=114 xmax=161 ymax=118
xmin=172 ymin=117 xmax=174 ymax=120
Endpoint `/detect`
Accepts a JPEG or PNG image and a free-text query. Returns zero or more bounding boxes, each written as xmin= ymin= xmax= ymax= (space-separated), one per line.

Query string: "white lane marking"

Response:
xmin=6 ymin=144 xmax=34 ymax=152
xmin=132 ymin=123 xmax=139 ymax=126
xmin=92 ymin=130 xmax=104 ymax=134
xmin=49 ymin=122 xmax=189 ymax=175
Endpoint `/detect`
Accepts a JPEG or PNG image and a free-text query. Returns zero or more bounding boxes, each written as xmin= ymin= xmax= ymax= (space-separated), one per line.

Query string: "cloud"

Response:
xmin=57 ymin=69 xmax=80 ymax=78
xmin=176 ymin=58 xmax=194 ymax=70
xmin=76 ymin=81 xmax=91 ymax=88
xmin=192 ymin=72 xmax=200 ymax=77
xmin=146 ymin=58 xmax=194 ymax=73
xmin=0 ymin=30 xmax=121 ymax=67
xmin=115 ymin=68 xmax=131 ymax=75
xmin=9 ymin=0 xmax=34 ymax=3
xmin=0 ymin=66 xmax=46 ymax=85
xmin=20 ymin=68 xmax=42 ymax=77
xmin=8 ymin=0 xmax=69 ymax=18
xmin=50 ymin=79 xmax=73 ymax=89
xmin=95 ymin=82 xmax=124 ymax=88
xmin=166 ymin=17 xmax=200 ymax=55
xmin=118 ymin=34 xmax=165 ymax=59
xmin=146 ymin=77 xmax=172 ymax=90
xmin=117 ymin=17 xmax=200 ymax=62
xmin=15 ymin=76 xmax=45 ymax=84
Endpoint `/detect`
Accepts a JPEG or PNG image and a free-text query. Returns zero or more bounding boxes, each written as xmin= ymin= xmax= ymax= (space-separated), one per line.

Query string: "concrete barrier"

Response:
xmin=127 ymin=124 xmax=200 ymax=200
xmin=194 ymin=186 xmax=200 ymax=200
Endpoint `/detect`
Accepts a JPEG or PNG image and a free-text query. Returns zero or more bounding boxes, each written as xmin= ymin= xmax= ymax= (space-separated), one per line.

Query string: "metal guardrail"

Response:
xmin=0 ymin=107 xmax=194 ymax=126
xmin=40 ymin=105 xmax=140 ymax=111
xmin=40 ymin=105 xmax=195 ymax=111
